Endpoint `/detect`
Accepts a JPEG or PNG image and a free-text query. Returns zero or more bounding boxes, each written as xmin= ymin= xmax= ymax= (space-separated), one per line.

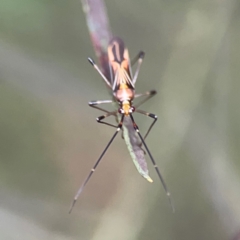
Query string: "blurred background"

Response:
xmin=1 ymin=0 xmax=240 ymax=239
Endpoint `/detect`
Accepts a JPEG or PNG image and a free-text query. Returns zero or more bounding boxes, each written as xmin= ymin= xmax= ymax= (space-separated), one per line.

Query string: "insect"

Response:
xmin=69 ymin=37 xmax=173 ymax=213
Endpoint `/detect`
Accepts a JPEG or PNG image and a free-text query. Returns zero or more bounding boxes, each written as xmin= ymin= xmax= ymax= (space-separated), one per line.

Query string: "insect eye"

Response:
xmin=130 ymin=106 xmax=135 ymax=112
xmin=118 ymin=108 xmax=124 ymax=114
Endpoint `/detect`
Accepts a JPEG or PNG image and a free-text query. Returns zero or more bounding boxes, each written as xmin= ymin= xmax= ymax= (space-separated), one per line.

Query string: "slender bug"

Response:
xmin=69 ymin=37 xmax=174 ymax=213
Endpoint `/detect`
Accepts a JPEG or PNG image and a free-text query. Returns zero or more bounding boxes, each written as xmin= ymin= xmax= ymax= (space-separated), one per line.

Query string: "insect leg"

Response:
xmin=88 ymin=58 xmax=112 ymax=88
xmin=89 ymin=100 xmax=113 ymax=114
xmin=134 ymin=90 xmax=157 ymax=108
xmin=131 ymin=51 xmax=145 ymax=85
xmin=89 ymin=100 xmax=118 ymax=128
xmin=129 ymin=114 xmax=174 ymax=212
xmin=69 ymin=114 xmax=125 ymax=213
xmin=135 ymin=109 xmax=157 ymax=142
xmin=134 ymin=91 xmax=158 ymax=143
xmin=114 ymin=114 xmax=124 ymax=139
xmin=96 ymin=111 xmax=118 ymax=128
xmin=131 ymin=51 xmax=145 ymax=67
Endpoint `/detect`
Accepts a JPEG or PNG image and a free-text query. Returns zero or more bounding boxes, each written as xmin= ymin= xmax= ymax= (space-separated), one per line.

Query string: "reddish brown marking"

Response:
xmin=108 ymin=37 xmax=125 ymax=63
xmin=108 ymin=37 xmax=131 ymax=78
xmin=121 ymin=59 xmax=129 ymax=71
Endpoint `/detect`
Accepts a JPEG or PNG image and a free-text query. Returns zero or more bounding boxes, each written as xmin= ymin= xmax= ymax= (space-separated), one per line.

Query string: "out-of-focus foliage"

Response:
xmin=0 ymin=0 xmax=240 ymax=239
xmin=0 ymin=85 xmax=60 ymax=195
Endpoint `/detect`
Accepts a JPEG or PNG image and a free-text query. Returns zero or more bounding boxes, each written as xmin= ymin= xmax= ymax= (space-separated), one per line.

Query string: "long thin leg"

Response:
xmin=88 ymin=58 xmax=112 ymax=89
xmin=134 ymin=91 xmax=157 ymax=142
xmin=69 ymin=114 xmax=125 ymax=213
xmin=131 ymin=51 xmax=145 ymax=67
xmin=132 ymin=51 xmax=145 ymax=85
xmin=130 ymin=114 xmax=174 ymax=212
xmin=114 ymin=114 xmax=124 ymax=139
xmin=89 ymin=100 xmax=114 ymax=114
xmin=134 ymin=90 xmax=157 ymax=108
xmin=135 ymin=109 xmax=157 ymax=141
xmin=89 ymin=100 xmax=118 ymax=128
xmin=96 ymin=111 xmax=118 ymax=128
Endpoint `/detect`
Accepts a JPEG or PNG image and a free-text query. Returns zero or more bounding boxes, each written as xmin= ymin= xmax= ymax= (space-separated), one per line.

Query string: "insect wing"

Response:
xmin=108 ymin=37 xmax=134 ymax=90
